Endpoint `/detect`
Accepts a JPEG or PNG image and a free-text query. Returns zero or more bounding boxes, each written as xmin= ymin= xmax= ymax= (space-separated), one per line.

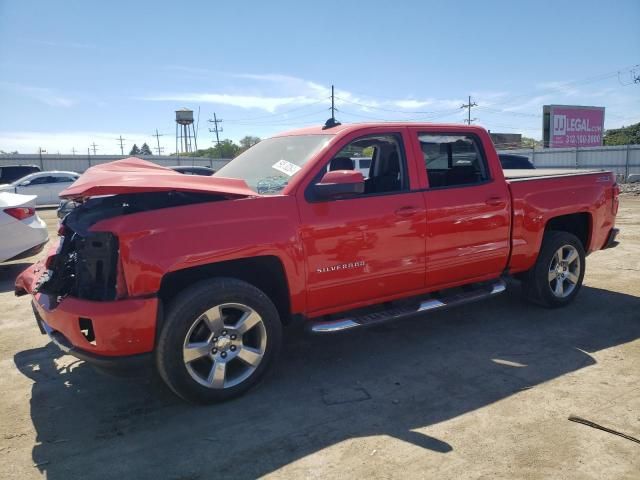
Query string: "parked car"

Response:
xmin=16 ymin=123 xmax=620 ymax=404
xmin=498 ymin=153 xmax=535 ymax=169
xmin=0 ymin=164 xmax=41 ymax=184
xmin=0 ymin=192 xmax=48 ymax=262
xmin=351 ymin=157 xmax=372 ymax=178
xmin=169 ymin=165 xmax=215 ymax=176
xmin=0 ymin=171 xmax=80 ymax=206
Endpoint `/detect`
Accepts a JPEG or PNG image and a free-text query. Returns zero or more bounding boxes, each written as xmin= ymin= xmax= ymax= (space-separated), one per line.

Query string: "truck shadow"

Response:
xmin=14 ymin=284 xmax=640 ymax=479
xmin=0 ymin=262 xmax=32 ymax=293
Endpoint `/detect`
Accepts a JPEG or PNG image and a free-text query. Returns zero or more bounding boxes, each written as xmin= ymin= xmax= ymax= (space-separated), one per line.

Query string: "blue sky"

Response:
xmin=0 ymin=0 xmax=638 ymax=154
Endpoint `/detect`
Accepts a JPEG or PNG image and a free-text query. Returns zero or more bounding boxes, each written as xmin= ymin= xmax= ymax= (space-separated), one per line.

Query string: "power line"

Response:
xmin=475 ymin=106 xmax=540 ymax=118
xmin=338 ymin=107 xmax=462 ymax=123
xmin=223 ymin=99 xmax=326 ymax=122
xmin=461 ymin=95 xmax=478 ymax=125
xmin=229 ymin=108 xmax=329 ymax=126
xmin=479 ymin=63 xmax=640 ymax=109
xmin=90 ymin=142 xmax=99 ymax=155
xmin=335 ymin=96 xmax=460 ymax=116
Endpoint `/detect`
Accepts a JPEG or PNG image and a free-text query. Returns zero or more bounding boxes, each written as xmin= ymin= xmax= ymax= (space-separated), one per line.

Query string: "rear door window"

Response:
xmin=418 ymin=133 xmax=490 ymax=188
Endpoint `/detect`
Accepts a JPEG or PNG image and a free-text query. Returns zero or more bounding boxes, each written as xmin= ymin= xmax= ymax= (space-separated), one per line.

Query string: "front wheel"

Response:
xmin=156 ymin=278 xmax=282 ymax=403
xmin=521 ymin=231 xmax=586 ymax=308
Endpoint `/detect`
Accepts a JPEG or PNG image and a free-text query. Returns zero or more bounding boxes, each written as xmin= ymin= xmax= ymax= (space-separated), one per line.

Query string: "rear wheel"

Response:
xmin=156 ymin=278 xmax=282 ymax=403
xmin=521 ymin=231 xmax=586 ymax=308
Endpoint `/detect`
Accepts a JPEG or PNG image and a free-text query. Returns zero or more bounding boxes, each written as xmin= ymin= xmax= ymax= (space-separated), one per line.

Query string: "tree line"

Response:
xmin=127 ymin=136 xmax=262 ymax=158
xmin=603 ymin=122 xmax=640 ymax=146
xmin=177 ymin=135 xmax=261 ymax=159
xmin=129 ymin=143 xmax=153 ymax=155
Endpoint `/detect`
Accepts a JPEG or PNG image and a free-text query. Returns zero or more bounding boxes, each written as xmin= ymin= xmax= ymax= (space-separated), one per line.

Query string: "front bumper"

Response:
xmin=17 ymin=263 xmax=159 ymax=366
xmin=32 ymin=302 xmax=152 ymax=371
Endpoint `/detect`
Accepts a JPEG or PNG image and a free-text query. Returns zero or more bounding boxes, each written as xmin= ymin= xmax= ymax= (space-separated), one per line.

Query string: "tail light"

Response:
xmin=612 ymin=183 xmax=619 ymax=215
xmin=4 ymin=207 xmax=35 ymax=220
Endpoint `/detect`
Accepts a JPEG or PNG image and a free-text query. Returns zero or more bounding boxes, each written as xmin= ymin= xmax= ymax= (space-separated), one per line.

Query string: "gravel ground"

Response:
xmin=620 ymin=182 xmax=640 ymax=195
xmin=0 ymin=199 xmax=638 ymax=480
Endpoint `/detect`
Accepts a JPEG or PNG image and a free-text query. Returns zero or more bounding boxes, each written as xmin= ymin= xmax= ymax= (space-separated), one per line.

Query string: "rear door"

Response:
xmin=408 ymin=128 xmax=511 ymax=288
xmin=297 ymin=128 xmax=427 ymax=314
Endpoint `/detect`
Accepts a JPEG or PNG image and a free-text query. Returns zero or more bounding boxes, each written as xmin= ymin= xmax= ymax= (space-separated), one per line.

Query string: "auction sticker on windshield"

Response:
xmin=272 ymin=159 xmax=301 ymax=176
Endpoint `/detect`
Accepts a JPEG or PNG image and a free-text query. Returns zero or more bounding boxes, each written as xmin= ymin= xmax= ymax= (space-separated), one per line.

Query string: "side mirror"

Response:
xmin=314 ymin=170 xmax=365 ymax=199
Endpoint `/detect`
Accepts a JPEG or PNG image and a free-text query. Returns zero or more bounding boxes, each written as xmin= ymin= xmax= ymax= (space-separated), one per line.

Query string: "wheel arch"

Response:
xmin=158 ymin=255 xmax=292 ymax=327
xmin=544 ymin=212 xmax=592 ymax=251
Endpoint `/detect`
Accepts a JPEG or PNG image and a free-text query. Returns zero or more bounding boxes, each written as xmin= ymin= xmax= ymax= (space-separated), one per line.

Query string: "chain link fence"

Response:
xmin=497 ymin=144 xmax=640 ymax=181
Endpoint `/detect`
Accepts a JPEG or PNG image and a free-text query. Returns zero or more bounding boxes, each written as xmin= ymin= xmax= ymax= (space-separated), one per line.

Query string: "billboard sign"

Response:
xmin=545 ymin=105 xmax=605 ymax=148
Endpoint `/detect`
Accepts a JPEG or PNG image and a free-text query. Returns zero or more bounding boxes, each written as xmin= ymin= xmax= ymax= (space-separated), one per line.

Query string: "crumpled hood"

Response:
xmin=60 ymin=157 xmax=256 ymax=200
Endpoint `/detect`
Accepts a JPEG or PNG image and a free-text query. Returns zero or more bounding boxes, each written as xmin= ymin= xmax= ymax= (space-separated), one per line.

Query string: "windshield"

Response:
xmin=214 ymin=135 xmax=332 ymax=194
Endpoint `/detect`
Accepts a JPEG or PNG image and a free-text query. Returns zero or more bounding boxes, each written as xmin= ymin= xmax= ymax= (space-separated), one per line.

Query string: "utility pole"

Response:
xmin=71 ymin=147 xmax=77 ymax=156
xmin=116 ymin=135 xmax=126 ymax=155
xmin=38 ymin=147 xmax=44 ymax=169
xmin=90 ymin=142 xmax=99 ymax=155
xmin=323 ymin=85 xmax=341 ymax=129
xmin=153 ymin=129 xmax=165 ymax=155
xmin=331 ymin=85 xmax=336 ymax=121
xmin=208 ymin=113 xmax=223 ymax=147
xmin=461 ymin=95 xmax=478 ymax=125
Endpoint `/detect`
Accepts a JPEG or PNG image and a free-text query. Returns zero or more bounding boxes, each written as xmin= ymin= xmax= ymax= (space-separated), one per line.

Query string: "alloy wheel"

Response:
xmin=182 ymin=303 xmax=267 ymax=389
xmin=547 ymin=244 xmax=581 ymax=298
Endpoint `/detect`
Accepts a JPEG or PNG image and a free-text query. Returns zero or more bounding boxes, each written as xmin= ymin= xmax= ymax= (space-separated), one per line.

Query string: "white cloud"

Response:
xmin=139 ymin=72 xmax=465 ymax=118
xmin=139 ymin=93 xmax=323 ymax=113
xmin=0 ymin=82 xmax=76 ymax=107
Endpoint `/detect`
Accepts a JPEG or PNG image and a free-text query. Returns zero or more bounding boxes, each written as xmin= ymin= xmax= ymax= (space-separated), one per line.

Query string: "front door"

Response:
xmin=298 ymin=130 xmax=427 ymax=314
xmin=16 ymin=175 xmax=55 ymax=204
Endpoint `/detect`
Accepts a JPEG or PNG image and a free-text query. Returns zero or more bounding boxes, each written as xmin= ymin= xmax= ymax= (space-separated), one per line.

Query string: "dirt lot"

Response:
xmin=1 ymin=199 xmax=638 ymax=480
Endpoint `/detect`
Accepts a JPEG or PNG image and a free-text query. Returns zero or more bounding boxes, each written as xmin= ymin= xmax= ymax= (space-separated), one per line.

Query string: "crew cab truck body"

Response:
xmin=15 ymin=123 xmax=620 ymax=403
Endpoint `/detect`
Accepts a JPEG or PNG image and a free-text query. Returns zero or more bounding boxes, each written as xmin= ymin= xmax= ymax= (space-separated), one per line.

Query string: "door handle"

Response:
xmin=485 ymin=196 xmax=505 ymax=206
xmin=395 ymin=206 xmax=421 ymax=217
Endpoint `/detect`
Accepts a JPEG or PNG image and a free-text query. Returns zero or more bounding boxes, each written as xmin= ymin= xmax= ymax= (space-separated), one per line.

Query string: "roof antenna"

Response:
xmin=323 ymin=84 xmax=341 ymax=129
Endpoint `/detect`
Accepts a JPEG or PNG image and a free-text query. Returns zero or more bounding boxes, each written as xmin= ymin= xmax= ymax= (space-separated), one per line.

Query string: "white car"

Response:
xmin=351 ymin=157 xmax=372 ymax=178
xmin=0 ymin=192 xmax=49 ymax=262
xmin=0 ymin=171 xmax=80 ymax=206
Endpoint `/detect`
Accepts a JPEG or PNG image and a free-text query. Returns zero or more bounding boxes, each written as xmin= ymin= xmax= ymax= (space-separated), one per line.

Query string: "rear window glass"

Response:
xmin=418 ymin=134 xmax=490 ymax=188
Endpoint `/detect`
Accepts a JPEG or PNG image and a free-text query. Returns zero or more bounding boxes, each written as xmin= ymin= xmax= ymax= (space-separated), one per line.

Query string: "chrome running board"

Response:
xmin=309 ymin=278 xmax=506 ymax=334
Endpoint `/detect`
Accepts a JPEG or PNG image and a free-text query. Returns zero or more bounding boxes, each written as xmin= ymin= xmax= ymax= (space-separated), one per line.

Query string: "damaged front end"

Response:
xmin=34 ymin=229 xmax=119 ymax=301
xmin=30 ymin=190 xmax=225 ymax=303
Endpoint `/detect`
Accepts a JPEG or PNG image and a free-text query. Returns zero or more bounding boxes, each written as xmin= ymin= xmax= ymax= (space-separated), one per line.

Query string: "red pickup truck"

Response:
xmin=16 ymin=123 xmax=620 ymax=403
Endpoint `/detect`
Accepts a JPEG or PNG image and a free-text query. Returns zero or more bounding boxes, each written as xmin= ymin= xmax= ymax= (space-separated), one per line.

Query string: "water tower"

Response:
xmin=175 ymin=108 xmax=198 ymax=154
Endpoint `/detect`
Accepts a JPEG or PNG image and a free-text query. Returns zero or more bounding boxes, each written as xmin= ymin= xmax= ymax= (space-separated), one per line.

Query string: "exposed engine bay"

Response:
xmin=35 ymin=190 xmax=226 ymax=302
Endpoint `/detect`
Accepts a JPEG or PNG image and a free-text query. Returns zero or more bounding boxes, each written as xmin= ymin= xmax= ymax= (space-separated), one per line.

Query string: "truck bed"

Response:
xmin=505 ymin=167 xmax=616 ymax=275
xmin=504 ymin=168 xmax=605 ymax=181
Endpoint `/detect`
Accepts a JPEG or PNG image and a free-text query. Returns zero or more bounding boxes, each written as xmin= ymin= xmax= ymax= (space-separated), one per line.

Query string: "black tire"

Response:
xmin=156 ymin=277 xmax=282 ymax=404
xmin=521 ymin=231 xmax=586 ymax=308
